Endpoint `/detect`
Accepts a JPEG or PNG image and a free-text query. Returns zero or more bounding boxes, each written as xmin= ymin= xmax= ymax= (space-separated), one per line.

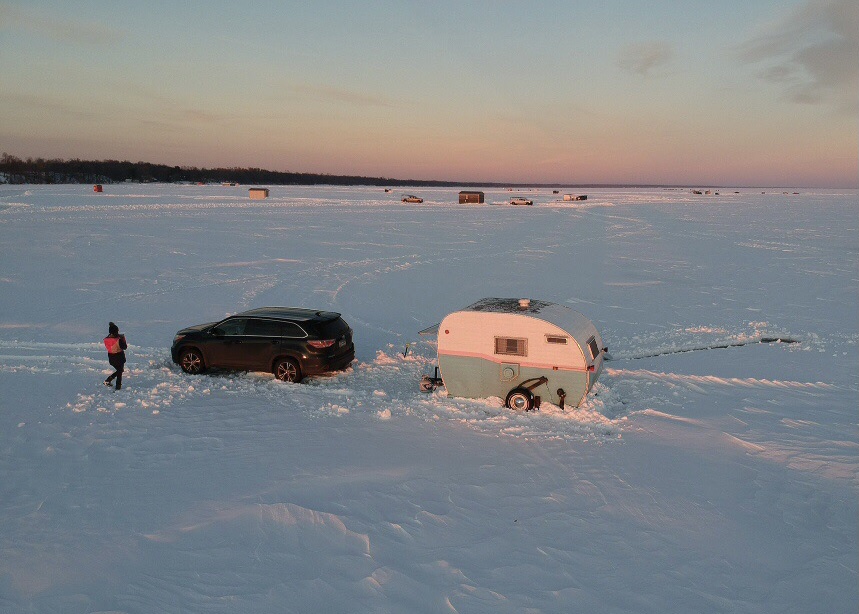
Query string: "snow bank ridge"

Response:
xmin=147 ymin=502 xmax=371 ymax=555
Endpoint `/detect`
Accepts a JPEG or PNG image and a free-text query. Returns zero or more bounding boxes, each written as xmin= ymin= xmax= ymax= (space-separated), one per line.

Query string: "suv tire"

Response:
xmin=180 ymin=348 xmax=206 ymax=374
xmin=274 ymin=357 xmax=302 ymax=383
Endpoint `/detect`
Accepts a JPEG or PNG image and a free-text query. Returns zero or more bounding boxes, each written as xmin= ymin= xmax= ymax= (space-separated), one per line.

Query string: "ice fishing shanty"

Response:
xmin=459 ymin=190 xmax=484 ymax=204
xmin=419 ymin=298 xmax=606 ymax=410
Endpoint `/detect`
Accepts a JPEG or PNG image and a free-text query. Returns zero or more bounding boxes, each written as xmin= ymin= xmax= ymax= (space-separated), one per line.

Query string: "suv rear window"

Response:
xmin=312 ymin=317 xmax=350 ymax=339
xmin=280 ymin=322 xmax=306 ymax=338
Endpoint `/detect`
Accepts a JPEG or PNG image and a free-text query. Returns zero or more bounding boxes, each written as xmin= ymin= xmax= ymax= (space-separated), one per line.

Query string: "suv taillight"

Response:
xmin=308 ymin=339 xmax=336 ymax=349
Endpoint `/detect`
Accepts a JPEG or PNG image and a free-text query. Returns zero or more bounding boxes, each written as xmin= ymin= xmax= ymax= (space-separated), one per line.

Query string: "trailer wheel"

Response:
xmin=506 ymin=387 xmax=534 ymax=411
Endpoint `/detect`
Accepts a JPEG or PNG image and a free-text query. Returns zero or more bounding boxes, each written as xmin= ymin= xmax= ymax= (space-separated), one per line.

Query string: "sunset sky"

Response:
xmin=1 ymin=0 xmax=856 ymax=186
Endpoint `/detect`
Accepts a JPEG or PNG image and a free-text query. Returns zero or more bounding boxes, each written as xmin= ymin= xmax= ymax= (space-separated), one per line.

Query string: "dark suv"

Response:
xmin=171 ymin=307 xmax=354 ymax=382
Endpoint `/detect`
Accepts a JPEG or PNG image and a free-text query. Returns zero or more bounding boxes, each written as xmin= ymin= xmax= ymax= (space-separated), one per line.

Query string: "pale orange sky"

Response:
xmin=1 ymin=0 xmax=856 ymax=186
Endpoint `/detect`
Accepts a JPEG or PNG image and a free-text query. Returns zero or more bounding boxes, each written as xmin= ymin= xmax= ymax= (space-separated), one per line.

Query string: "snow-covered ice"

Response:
xmin=0 ymin=184 xmax=856 ymax=613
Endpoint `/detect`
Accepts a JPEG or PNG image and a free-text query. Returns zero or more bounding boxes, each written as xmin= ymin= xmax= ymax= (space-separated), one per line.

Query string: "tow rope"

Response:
xmin=605 ymin=337 xmax=798 ymax=362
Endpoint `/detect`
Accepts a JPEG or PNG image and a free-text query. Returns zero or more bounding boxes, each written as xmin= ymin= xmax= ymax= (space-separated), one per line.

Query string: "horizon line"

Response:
xmin=1 ymin=153 xmax=855 ymax=190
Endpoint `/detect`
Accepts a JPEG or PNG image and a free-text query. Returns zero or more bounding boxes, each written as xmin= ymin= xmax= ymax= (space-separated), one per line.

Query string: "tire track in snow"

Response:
xmin=606 ymin=367 xmax=835 ymax=391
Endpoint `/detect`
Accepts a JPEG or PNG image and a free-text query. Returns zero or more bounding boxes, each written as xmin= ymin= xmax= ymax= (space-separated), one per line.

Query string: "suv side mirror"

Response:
xmin=210 ymin=327 xmax=224 ymax=337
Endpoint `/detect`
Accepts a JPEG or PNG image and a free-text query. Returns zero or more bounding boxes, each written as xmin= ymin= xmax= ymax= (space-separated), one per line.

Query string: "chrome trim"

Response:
xmin=215 ymin=316 xmax=310 ymax=339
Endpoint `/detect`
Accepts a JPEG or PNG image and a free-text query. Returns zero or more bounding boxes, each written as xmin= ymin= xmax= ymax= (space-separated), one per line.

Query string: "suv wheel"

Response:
xmin=180 ymin=348 xmax=205 ymax=374
xmin=274 ymin=358 xmax=302 ymax=383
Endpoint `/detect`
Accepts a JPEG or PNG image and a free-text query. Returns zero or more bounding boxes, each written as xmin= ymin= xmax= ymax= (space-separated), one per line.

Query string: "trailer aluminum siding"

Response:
xmin=437 ymin=304 xmax=604 ymax=407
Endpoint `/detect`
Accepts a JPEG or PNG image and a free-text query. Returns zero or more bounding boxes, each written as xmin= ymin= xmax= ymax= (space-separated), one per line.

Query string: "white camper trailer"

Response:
xmin=420 ymin=298 xmax=606 ymax=410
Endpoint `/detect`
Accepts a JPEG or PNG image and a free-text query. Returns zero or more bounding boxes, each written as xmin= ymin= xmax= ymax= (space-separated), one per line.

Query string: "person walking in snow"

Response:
xmin=103 ymin=322 xmax=127 ymax=390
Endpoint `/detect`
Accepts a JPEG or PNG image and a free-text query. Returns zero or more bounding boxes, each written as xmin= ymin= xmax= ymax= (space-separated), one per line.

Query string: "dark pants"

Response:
xmin=106 ymin=355 xmax=125 ymax=389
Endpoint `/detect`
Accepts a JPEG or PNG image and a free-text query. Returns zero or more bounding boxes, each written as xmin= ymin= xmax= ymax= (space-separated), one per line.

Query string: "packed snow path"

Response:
xmin=0 ymin=185 xmax=856 ymax=613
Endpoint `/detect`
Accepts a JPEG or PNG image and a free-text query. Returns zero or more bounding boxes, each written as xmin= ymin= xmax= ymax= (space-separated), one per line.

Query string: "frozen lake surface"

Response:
xmin=0 ymin=184 xmax=856 ymax=613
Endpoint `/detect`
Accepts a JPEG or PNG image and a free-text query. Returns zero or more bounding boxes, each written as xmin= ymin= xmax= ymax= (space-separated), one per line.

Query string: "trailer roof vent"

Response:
xmin=518 ymin=298 xmax=530 ymax=310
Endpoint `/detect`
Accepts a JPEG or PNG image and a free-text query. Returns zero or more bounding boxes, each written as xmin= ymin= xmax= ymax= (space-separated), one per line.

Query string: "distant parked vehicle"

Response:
xmin=171 ymin=307 xmax=354 ymax=383
xmin=510 ymin=197 xmax=533 ymax=206
xmin=402 ymin=194 xmax=424 ymax=203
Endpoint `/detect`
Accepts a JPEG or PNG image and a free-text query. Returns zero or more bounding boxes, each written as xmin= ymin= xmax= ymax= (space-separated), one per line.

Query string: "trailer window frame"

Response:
xmin=494 ymin=336 xmax=528 ymax=357
xmin=586 ymin=336 xmax=600 ymax=360
xmin=545 ymin=335 xmax=568 ymax=345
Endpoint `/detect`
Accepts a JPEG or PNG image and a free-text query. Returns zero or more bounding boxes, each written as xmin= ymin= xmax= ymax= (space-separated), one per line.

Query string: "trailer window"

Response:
xmin=546 ymin=335 xmax=568 ymax=345
xmin=495 ymin=337 xmax=527 ymax=357
xmin=587 ymin=336 xmax=600 ymax=359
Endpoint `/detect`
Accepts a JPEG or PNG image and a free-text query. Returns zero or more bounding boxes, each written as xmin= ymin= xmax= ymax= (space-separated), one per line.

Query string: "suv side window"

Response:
xmin=245 ymin=318 xmax=282 ymax=337
xmin=217 ymin=318 xmax=248 ymax=336
xmin=280 ymin=322 xmax=306 ymax=338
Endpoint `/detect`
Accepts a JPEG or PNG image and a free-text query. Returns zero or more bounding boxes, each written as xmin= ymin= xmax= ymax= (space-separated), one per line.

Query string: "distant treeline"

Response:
xmin=0 ymin=153 xmax=707 ymax=189
xmin=0 ymin=153 xmax=481 ymax=187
